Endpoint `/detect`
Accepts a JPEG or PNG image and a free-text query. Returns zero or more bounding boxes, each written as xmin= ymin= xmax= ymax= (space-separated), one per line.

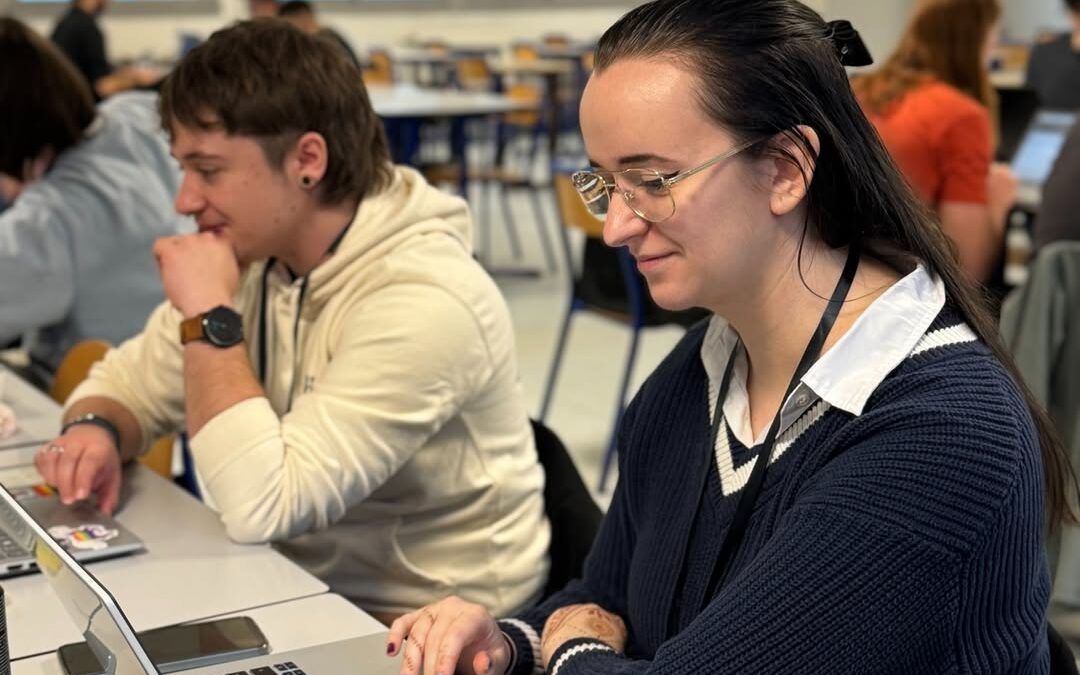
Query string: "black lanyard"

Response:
xmin=256 ymin=221 xmax=353 ymax=410
xmin=685 ymin=243 xmax=861 ymax=623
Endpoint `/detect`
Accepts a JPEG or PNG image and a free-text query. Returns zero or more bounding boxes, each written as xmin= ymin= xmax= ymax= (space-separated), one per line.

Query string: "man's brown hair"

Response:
xmin=159 ymin=19 xmax=392 ymax=205
xmin=0 ymin=17 xmax=95 ymax=179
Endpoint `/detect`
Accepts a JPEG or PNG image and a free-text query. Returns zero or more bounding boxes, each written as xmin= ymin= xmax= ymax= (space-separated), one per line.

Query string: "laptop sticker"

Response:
xmin=48 ymin=524 xmax=120 ymax=551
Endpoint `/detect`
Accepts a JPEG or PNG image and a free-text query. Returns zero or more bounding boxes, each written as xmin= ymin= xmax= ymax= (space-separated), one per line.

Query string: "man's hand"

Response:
xmin=34 ymin=424 xmax=123 ymax=514
xmin=540 ymin=603 xmax=627 ymax=670
xmin=153 ymin=232 xmax=240 ymax=318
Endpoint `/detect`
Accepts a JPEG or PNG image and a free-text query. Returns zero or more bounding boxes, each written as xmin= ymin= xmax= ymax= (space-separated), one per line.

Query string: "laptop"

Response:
xmin=1011 ymin=109 xmax=1079 ymax=208
xmin=995 ymin=87 xmax=1040 ymax=163
xmin=0 ymin=482 xmax=402 ymax=674
xmin=0 ymin=480 xmax=145 ymax=577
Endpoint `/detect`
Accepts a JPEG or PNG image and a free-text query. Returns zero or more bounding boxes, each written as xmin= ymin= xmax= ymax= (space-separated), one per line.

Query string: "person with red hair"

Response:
xmin=854 ymin=0 xmax=1017 ymax=284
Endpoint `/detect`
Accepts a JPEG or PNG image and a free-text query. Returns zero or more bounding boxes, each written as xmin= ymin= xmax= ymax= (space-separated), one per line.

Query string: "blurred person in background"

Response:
xmin=1026 ymin=0 xmax=1080 ymax=111
xmin=278 ymin=0 xmax=361 ymax=69
xmin=0 ymin=18 xmax=190 ymax=378
xmin=854 ymin=0 xmax=1017 ymax=287
xmin=51 ymin=0 xmax=163 ymax=99
xmin=248 ymin=0 xmax=278 ymax=18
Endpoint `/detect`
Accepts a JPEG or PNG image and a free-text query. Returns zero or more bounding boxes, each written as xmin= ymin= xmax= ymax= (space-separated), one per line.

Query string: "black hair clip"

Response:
xmin=825 ymin=19 xmax=873 ymax=67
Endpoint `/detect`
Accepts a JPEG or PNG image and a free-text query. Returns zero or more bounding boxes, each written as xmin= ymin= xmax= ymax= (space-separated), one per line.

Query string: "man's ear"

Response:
xmin=289 ymin=131 xmax=329 ymax=189
xmin=764 ymin=125 xmax=820 ymax=217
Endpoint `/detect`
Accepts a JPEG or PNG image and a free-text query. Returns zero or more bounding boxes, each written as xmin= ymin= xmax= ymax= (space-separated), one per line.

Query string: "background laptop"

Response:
xmin=0 ymin=482 xmax=401 ymax=674
xmin=1011 ymin=109 xmax=1079 ymax=209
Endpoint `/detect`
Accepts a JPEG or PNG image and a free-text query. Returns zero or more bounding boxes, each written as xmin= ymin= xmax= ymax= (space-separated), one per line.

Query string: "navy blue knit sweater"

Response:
xmin=501 ymin=309 xmax=1050 ymax=674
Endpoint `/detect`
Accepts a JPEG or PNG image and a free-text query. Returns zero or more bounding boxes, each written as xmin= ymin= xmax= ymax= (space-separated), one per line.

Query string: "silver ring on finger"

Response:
xmin=43 ymin=443 xmax=65 ymax=455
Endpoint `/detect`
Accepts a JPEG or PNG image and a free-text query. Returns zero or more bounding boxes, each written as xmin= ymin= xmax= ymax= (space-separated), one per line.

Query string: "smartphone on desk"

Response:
xmin=58 ymin=615 xmax=269 ymax=674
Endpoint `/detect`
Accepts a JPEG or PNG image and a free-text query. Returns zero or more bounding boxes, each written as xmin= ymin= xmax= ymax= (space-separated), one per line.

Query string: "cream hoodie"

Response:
xmin=69 ymin=166 xmax=551 ymax=616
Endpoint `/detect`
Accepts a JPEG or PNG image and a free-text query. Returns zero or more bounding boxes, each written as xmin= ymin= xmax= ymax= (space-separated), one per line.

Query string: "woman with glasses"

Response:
xmin=387 ymin=1 xmax=1076 ymax=673
xmin=853 ymin=0 xmax=1016 ymax=286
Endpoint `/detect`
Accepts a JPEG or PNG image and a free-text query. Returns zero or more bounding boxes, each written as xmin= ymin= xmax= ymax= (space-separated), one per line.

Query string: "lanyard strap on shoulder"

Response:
xmin=697 ymin=243 xmax=861 ymax=611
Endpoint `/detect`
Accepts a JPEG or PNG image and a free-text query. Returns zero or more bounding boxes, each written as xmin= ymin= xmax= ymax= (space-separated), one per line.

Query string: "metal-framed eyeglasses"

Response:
xmin=570 ymin=138 xmax=759 ymax=223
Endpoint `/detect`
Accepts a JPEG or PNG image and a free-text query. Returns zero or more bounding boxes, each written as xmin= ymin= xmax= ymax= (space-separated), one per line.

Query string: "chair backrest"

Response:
xmin=511 ymin=42 xmax=540 ymax=61
xmin=1048 ymin=623 xmax=1079 ymax=675
xmin=530 ymin=419 xmax=602 ymax=599
xmin=454 ymin=55 xmax=493 ymax=91
xmin=542 ymin=33 xmax=571 ymax=49
xmin=581 ymin=50 xmax=595 ymax=73
xmin=504 ymin=82 xmax=542 ymax=127
xmin=552 ymin=173 xmax=604 ymax=238
xmin=50 ymin=339 xmax=111 ymax=405
xmin=363 ymin=49 xmax=395 ymax=87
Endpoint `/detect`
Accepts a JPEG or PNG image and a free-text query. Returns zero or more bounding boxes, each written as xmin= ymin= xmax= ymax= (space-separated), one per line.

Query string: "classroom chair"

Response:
xmin=531 ymin=418 xmax=601 ymax=599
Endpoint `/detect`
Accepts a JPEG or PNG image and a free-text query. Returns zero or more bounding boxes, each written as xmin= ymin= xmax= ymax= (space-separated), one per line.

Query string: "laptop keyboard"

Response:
xmin=226 ymin=662 xmax=306 ymax=674
xmin=0 ymin=532 xmax=26 ymax=561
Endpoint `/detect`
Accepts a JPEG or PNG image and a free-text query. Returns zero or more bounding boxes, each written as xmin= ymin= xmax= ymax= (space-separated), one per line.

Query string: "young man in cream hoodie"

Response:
xmin=34 ymin=20 xmax=550 ymax=622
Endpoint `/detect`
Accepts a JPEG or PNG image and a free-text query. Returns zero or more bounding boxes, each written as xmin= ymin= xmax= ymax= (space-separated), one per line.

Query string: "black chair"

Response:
xmin=1049 ymin=622 xmax=1079 ymax=674
xmin=530 ymin=419 xmax=602 ymax=600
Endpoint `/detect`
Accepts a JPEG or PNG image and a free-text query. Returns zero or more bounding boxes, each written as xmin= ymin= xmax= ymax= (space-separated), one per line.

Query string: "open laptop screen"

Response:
xmin=1011 ymin=110 xmax=1078 ymax=187
xmin=0 ymin=484 xmax=157 ymax=674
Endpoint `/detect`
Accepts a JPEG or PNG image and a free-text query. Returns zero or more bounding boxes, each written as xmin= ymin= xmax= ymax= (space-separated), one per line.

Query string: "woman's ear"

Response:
xmin=765 ymin=125 xmax=820 ymax=217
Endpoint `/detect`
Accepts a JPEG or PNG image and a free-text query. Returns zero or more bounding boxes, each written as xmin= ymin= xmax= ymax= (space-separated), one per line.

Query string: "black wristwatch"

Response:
xmin=179 ymin=305 xmax=244 ymax=348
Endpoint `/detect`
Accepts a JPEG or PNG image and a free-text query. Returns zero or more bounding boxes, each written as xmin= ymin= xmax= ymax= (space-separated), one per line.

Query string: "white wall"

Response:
xmin=822 ymin=0 xmax=913 ymax=67
xmin=25 ymin=0 xmax=836 ymax=62
xmin=1001 ymin=0 xmax=1071 ymax=42
xmin=19 ymin=0 xmax=1057 ymax=63
xmin=26 ymin=3 xmax=637 ymax=61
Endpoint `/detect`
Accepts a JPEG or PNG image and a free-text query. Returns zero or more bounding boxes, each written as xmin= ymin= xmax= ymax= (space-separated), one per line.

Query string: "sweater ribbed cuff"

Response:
xmin=547 ymin=638 xmax=617 ymax=675
xmin=498 ymin=618 xmax=543 ymax=675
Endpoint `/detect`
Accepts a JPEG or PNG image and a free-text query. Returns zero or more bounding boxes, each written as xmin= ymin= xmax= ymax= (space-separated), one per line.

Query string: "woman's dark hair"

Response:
xmin=0 ymin=17 xmax=94 ymax=179
xmin=160 ymin=19 xmax=391 ymax=206
xmin=595 ymin=0 xmax=1078 ymax=528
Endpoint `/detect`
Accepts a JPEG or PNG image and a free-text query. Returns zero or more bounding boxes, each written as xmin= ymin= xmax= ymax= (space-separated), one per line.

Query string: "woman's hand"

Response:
xmin=540 ymin=603 xmax=627 ymax=670
xmin=387 ymin=596 xmax=512 ymax=675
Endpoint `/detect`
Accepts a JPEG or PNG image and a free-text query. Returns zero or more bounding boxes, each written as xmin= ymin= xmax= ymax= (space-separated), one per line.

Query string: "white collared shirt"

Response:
xmin=701 ymin=264 xmax=947 ymax=450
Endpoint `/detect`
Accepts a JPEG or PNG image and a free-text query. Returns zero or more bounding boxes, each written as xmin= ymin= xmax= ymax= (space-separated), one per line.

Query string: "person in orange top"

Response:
xmin=853 ymin=0 xmax=1017 ymax=284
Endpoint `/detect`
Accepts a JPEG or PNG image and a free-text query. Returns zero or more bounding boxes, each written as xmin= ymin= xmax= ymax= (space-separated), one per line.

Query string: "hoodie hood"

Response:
xmin=300 ymin=166 xmax=472 ymax=309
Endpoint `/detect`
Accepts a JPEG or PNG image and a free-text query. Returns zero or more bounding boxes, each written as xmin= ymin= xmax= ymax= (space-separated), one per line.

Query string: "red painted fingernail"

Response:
xmin=387 ymin=642 xmax=396 ymax=655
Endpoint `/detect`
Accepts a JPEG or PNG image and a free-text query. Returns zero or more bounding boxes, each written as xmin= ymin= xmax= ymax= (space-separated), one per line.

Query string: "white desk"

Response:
xmin=0 ymin=370 xmax=60 ymax=451
xmin=5 ymin=465 xmax=327 ymax=660
xmin=990 ymin=69 xmax=1026 ymax=90
xmin=11 ymin=593 xmax=388 ymax=673
xmin=368 ymin=84 xmax=534 ymax=119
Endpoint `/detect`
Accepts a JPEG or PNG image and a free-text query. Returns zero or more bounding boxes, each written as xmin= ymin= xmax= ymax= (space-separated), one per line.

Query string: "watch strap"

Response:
xmin=179 ymin=314 xmax=206 ymax=345
xmin=61 ymin=413 xmax=121 ymax=451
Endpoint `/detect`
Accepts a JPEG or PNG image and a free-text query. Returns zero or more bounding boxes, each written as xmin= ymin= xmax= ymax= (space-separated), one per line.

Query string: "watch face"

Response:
xmin=203 ymin=306 xmax=243 ymax=347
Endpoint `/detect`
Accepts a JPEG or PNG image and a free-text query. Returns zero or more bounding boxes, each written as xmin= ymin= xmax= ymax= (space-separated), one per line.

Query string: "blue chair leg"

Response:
xmin=498 ymin=184 xmax=525 ymax=261
xmin=539 ymin=300 xmax=578 ymax=422
xmin=176 ymin=431 xmax=201 ymax=498
xmin=598 ymin=324 xmax=640 ymax=493
xmin=528 ymin=186 xmax=558 ymax=272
